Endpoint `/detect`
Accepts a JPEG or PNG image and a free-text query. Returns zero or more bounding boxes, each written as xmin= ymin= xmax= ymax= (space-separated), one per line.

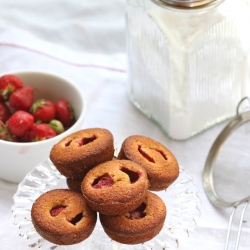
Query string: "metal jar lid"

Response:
xmin=152 ymin=0 xmax=225 ymax=9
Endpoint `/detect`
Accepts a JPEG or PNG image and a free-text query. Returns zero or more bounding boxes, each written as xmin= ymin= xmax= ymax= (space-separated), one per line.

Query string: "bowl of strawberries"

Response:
xmin=0 ymin=70 xmax=86 ymax=183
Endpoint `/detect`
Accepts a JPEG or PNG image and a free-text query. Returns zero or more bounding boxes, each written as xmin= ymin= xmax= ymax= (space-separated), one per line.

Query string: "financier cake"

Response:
xmin=31 ymin=189 xmax=97 ymax=245
xmin=66 ymin=156 xmax=119 ymax=193
xmin=118 ymin=135 xmax=179 ymax=191
xmin=81 ymin=159 xmax=149 ymax=215
xmin=99 ymin=191 xmax=166 ymax=244
xmin=50 ymin=128 xmax=115 ymax=179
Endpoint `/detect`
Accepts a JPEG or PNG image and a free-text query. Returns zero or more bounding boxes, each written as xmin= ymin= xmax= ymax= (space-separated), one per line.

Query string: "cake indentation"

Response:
xmin=120 ymin=166 xmax=139 ymax=183
xmin=92 ymin=173 xmax=114 ymax=188
xmin=50 ymin=206 xmax=66 ymax=216
xmin=69 ymin=213 xmax=83 ymax=225
xmin=138 ymin=145 xmax=155 ymax=163
xmin=126 ymin=203 xmax=146 ymax=220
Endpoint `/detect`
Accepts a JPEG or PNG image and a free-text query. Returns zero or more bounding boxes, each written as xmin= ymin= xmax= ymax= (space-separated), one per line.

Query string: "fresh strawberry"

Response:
xmin=0 ymin=74 xmax=23 ymax=101
xmin=54 ymin=100 xmax=75 ymax=127
xmin=48 ymin=119 xmax=65 ymax=134
xmin=0 ymin=120 xmax=18 ymax=141
xmin=7 ymin=110 xmax=34 ymax=137
xmin=30 ymin=99 xmax=55 ymax=123
xmin=0 ymin=102 xmax=11 ymax=123
xmin=9 ymin=86 xmax=34 ymax=112
xmin=28 ymin=123 xmax=57 ymax=141
xmin=18 ymin=133 xmax=30 ymax=143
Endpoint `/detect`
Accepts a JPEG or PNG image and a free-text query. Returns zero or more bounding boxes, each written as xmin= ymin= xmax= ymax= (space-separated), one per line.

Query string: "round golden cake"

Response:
xmin=31 ymin=189 xmax=97 ymax=245
xmin=81 ymin=159 xmax=149 ymax=215
xmin=99 ymin=191 xmax=166 ymax=244
xmin=118 ymin=135 xmax=179 ymax=191
xmin=49 ymin=128 xmax=115 ymax=179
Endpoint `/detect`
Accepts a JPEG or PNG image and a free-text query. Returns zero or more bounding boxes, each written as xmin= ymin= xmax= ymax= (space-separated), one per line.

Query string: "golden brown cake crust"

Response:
xmin=81 ymin=159 xmax=149 ymax=215
xmin=49 ymin=128 xmax=115 ymax=179
xmin=31 ymin=189 xmax=97 ymax=245
xmin=99 ymin=191 xmax=166 ymax=244
xmin=118 ymin=135 xmax=179 ymax=191
xmin=66 ymin=177 xmax=83 ymax=193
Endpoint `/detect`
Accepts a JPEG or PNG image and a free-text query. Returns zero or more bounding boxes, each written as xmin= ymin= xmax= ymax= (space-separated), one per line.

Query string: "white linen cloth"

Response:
xmin=0 ymin=1 xmax=249 ymax=249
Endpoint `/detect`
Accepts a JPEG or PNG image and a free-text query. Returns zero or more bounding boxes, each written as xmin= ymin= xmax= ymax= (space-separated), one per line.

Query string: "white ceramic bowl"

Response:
xmin=0 ymin=70 xmax=86 ymax=183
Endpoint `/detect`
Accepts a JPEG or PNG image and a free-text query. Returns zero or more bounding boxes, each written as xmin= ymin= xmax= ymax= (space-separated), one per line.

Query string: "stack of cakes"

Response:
xmin=31 ymin=128 xmax=179 ymax=246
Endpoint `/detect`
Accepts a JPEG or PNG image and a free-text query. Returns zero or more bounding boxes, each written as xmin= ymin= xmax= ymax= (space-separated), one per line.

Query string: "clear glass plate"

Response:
xmin=12 ymin=159 xmax=201 ymax=250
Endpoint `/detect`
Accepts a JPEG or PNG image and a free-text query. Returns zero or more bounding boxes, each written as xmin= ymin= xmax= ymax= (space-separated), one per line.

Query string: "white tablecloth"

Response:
xmin=0 ymin=1 xmax=249 ymax=249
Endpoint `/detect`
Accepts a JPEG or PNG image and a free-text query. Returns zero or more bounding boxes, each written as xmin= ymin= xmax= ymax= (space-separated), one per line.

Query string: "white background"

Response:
xmin=0 ymin=1 xmax=249 ymax=249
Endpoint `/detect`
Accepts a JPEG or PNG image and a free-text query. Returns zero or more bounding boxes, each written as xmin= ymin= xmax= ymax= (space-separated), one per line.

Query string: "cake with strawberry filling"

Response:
xmin=31 ymin=189 xmax=97 ymax=245
xmin=99 ymin=191 xmax=166 ymax=244
xmin=81 ymin=159 xmax=149 ymax=215
xmin=66 ymin=157 xmax=118 ymax=193
xmin=49 ymin=128 xmax=115 ymax=179
xmin=118 ymin=135 xmax=179 ymax=191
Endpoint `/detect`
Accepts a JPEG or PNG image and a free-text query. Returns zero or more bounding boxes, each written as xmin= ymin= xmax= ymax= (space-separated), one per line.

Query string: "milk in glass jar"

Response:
xmin=126 ymin=0 xmax=250 ymax=140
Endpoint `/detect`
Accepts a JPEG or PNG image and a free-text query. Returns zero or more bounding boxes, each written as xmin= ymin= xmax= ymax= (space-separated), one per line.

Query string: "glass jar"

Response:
xmin=126 ymin=0 xmax=250 ymax=140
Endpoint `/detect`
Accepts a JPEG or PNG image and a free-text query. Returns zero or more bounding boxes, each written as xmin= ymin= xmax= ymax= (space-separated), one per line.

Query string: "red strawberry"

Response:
xmin=28 ymin=123 xmax=57 ymax=141
xmin=0 ymin=102 xmax=11 ymax=123
xmin=30 ymin=99 xmax=55 ymax=123
xmin=9 ymin=86 xmax=34 ymax=112
xmin=0 ymin=74 xmax=23 ymax=101
xmin=54 ymin=100 xmax=75 ymax=127
xmin=7 ymin=110 xmax=34 ymax=137
xmin=18 ymin=133 xmax=30 ymax=143
xmin=0 ymin=120 xmax=18 ymax=142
